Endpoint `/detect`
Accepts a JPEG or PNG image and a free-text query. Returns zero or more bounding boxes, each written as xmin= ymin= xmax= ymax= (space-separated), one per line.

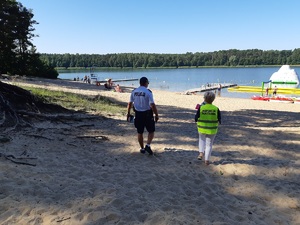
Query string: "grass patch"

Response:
xmin=22 ymin=86 xmax=126 ymax=115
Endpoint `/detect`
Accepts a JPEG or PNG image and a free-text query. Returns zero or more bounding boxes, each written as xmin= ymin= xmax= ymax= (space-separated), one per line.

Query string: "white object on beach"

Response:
xmin=269 ymin=65 xmax=299 ymax=88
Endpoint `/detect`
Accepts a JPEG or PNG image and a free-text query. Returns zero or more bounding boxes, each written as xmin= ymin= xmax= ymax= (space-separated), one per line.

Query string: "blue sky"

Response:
xmin=20 ymin=0 xmax=300 ymax=54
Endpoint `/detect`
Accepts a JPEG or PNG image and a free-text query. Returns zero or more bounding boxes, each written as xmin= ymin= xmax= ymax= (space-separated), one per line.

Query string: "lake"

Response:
xmin=58 ymin=67 xmax=299 ymax=99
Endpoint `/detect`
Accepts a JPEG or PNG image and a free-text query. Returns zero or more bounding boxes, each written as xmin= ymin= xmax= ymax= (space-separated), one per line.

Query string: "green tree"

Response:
xmin=0 ymin=0 xmax=57 ymax=78
xmin=0 ymin=0 xmax=18 ymax=73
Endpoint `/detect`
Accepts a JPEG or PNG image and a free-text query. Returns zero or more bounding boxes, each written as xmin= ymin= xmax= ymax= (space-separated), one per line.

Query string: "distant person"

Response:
xmin=83 ymin=75 xmax=88 ymax=83
xmin=217 ymin=84 xmax=222 ymax=96
xmin=127 ymin=77 xmax=159 ymax=155
xmin=114 ymin=84 xmax=123 ymax=92
xmin=265 ymin=87 xmax=269 ymax=96
xmin=273 ymin=86 xmax=278 ymax=96
xmin=104 ymin=78 xmax=113 ymax=90
xmin=195 ymin=91 xmax=221 ymax=165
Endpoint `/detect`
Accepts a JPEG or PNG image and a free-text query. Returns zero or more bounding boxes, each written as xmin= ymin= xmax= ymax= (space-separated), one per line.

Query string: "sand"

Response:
xmin=0 ymin=78 xmax=299 ymax=225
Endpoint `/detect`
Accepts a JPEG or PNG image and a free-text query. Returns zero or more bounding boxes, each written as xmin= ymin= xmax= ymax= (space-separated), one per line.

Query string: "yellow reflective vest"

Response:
xmin=197 ymin=104 xmax=219 ymax=134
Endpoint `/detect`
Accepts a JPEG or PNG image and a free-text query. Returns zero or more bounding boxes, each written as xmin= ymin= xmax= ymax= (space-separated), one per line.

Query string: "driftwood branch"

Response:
xmin=17 ymin=110 xmax=99 ymax=121
xmin=0 ymin=153 xmax=37 ymax=166
xmin=76 ymin=135 xmax=109 ymax=141
xmin=57 ymin=217 xmax=71 ymax=223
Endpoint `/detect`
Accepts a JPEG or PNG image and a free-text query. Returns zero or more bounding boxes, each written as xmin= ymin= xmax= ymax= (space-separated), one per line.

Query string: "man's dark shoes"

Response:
xmin=140 ymin=148 xmax=146 ymax=154
xmin=145 ymin=145 xmax=153 ymax=155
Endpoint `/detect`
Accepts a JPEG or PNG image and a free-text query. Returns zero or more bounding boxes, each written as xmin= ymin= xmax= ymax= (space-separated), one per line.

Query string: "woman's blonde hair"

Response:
xmin=204 ymin=91 xmax=215 ymax=103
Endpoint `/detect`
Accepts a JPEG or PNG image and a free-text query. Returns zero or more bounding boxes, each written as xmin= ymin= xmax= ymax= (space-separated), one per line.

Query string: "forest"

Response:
xmin=0 ymin=0 xmax=57 ymax=78
xmin=1 ymin=0 xmax=300 ymax=77
xmin=40 ymin=49 xmax=300 ymax=69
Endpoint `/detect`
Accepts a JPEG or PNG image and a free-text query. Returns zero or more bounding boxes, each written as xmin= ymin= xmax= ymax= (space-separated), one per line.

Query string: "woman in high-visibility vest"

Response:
xmin=195 ymin=91 xmax=221 ymax=165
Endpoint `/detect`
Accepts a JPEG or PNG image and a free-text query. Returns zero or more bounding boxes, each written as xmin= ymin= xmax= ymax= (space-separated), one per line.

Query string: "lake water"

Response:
xmin=58 ymin=67 xmax=299 ymax=99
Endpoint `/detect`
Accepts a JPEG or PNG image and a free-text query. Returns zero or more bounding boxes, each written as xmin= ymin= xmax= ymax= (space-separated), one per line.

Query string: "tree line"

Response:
xmin=41 ymin=49 xmax=300 ymax=69
xmin=0 ymin=0 xmax=57 ymax=78
xmin=1 ymin=0 xmax=299 ymax=77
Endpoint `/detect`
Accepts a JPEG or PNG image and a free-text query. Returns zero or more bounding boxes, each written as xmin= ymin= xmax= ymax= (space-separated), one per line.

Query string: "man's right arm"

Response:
xmin=150 ymin=103 xmax=159 ymax=122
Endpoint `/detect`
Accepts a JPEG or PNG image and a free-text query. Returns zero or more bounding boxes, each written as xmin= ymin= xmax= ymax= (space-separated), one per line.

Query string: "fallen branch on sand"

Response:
xmin=56 ymin=217 xmax=71 ymax=223
xmin=17 ymin=110 xmax=98 ymax=121
xmin=76 ymin=135 xmax=109 ymax=141
xmin=0 ymin=153 xmax=37 ymax=166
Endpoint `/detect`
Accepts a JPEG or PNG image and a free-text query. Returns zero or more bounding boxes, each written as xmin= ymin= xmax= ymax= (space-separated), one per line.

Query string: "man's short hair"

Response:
xmin=140 ymin=77 xmax=149 ymax=85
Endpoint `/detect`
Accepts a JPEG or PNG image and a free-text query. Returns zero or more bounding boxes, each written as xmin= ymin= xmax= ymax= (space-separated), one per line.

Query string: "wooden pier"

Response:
xmin=109 ymin=78 xmax=138 ymax=83
xmin=184 ymin=83 xmax=237 ymax=95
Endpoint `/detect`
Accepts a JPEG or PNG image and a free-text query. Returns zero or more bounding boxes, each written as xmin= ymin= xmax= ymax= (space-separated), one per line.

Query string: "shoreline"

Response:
xmin=55 ymin=65 xmax=300 ymax=71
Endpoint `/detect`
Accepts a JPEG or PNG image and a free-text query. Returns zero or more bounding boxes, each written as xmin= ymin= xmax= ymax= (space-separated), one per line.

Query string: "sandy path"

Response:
xmin=0 ymin=78 xmax=299 ymax=225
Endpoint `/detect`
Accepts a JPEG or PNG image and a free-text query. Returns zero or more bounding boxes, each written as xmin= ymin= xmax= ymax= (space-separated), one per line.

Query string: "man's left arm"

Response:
xmin=127 ymin=102 xmax=133 ymax=120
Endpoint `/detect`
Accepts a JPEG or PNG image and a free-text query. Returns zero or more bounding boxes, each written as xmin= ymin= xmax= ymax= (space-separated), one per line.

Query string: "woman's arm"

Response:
xmin=195 ymin=107 xmax=200 ymax=122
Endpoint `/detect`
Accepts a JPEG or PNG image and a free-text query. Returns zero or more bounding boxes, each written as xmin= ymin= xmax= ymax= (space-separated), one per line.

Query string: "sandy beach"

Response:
xmin=0 ymin=78 xmax=299 ymax=225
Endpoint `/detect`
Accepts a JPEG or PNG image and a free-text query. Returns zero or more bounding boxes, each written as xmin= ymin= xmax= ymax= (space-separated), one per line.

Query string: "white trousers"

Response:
xmin=198 ymin=133 xmax=216 ymax=161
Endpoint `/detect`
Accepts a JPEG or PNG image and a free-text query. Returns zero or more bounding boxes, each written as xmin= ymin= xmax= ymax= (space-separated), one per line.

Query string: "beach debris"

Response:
xmin=56 ymin=217 xmax=71 ymax=223
xmin=67 ymin=142 xmax=78 ymax=147
xmin=163 ymin=147 xmax=191 ymax=152
xmin=164 ymin=147 xmax=178 ymax=151
xmin=0 ymin=152 xmax=37 ymax=166
xmin=76 ymin=135 xmax=109 ymax=142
